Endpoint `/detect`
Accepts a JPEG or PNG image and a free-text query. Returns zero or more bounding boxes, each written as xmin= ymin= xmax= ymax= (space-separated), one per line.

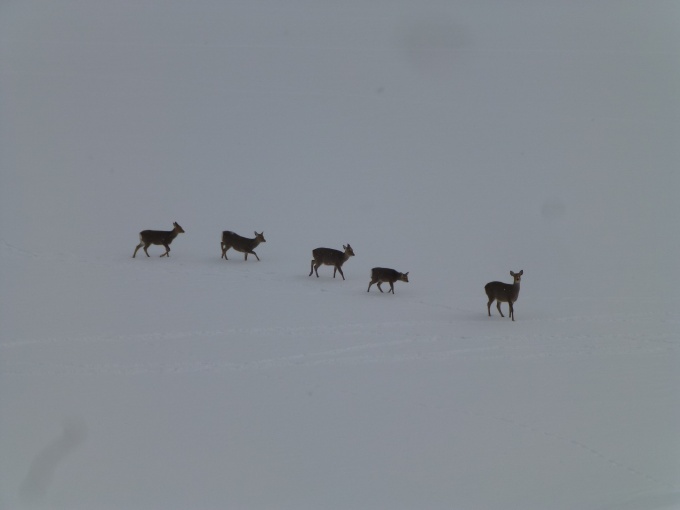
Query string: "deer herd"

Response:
xmin=132 ymin=222 xmax=523 ymax=320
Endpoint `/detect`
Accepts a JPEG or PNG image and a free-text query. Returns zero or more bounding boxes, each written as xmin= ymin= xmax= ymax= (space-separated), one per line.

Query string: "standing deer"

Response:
xmin=221 ymin=231 xmax=266 ymax=261
xmin=132 ymin=222 xmax=185 ymax=258
xmin=367 ymin=267 xmax=409 ymax=294
xmin=309 ymin=244 xmax=355 ymax=280
xmin=485 ymin=270 xmax=523 ymax=321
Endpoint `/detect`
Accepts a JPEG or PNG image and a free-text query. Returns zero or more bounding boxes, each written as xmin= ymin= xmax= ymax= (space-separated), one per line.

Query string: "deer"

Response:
xmin=309 ymin=244 xmax=355 ymax=280
xmin=132 ymin=222 xmax=185 ymax=258
xmin=485 ymin=270 xmax=523 ymax=321
xmin=367 ymin=267 xmax=409 ymax=294
xmin=221 ymin=231 xmax=266 ymax=261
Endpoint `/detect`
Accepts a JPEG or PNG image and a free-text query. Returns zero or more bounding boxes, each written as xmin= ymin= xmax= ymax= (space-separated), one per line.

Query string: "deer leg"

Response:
xmin=221 ymin=243 xmax=228 ymax=259
xmin=367 ymin=280 xmax=375 ymax=292
xmin=336 ymin=266 xmax=345 ymax=280
xmin=143 ymin=244 xmax=151 ymax=257
xmin=309 ymin=260 xmax=316 ymax=277
xmin=487 ymin=299 xmax=493 ymax=316
xmin=377 ymin=282 xmax=384 ymax=292
xmin=509 ymin=302 xmax=515 ymax=321
xmin=160 ymin=244 xmax=170 ymax=257
xmin=133 ymin=243 xmax=144 ymax=258
xmin=252 ymin=251 xmax=260 ymax=261
xmin=496 ymin=301 xmax=504 ymax=317
xmin=389 ymin=282 xmax=395 ymax=294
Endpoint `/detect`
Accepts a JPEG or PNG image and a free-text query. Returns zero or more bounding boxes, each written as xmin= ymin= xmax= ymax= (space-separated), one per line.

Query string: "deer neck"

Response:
xmin=510 ymin=281 xmax=520 ymax=300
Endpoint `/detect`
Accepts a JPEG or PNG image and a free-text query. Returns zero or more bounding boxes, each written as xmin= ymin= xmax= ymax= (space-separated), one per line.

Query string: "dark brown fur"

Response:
xmin=309 ymin=244 xmax=355 ymax=280
xmin=133 ymin=222 xmax=185 ymax=258
xmin=367 ymin=267 xmax=409 ymax=294
xmin=221 ymin=231 xmax=266 ymax=261
xmin=485 ymin=270 xmax=523 ymax=321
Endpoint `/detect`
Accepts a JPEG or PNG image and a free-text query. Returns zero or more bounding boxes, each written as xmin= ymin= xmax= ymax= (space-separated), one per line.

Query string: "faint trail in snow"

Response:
xmin=0 ymin=320 xmax=438 ymax=348
xmin=19 ymin=419 xmax=87 ymax=502
xmin=2 ymin=328 xmax=676 ymax=377
xmin=468 ymin=409 xmax=676 ymax=492
xmin=3 ymin=309 xmax=676 ymax=350
xmin=0 ymin=239 xmax=40 ymax=259
xmin=596 ymin=491 xmax=680 ymax=510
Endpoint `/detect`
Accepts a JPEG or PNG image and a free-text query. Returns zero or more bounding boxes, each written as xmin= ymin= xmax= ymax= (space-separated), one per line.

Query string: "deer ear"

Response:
xmin=519 ymin=270 xmax=523 ymax=275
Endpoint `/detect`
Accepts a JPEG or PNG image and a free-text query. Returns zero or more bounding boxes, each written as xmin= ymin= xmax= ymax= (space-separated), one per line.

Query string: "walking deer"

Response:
xmin=485 ymin=270 xmax=523 ymax=321
xmin=367 ymin=267 xmax=409 ymax=294
xmin=221 ymin=231 xmax=266 ymax=261
xmin=132 ymin=222 xmax=185 ymax=258
xmin=309 ymin=244 xmax=355 ymax=280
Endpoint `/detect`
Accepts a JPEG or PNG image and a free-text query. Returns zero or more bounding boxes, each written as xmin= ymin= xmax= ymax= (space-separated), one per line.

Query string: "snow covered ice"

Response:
xmin=1 ymin=1 xmax=679 ymax=509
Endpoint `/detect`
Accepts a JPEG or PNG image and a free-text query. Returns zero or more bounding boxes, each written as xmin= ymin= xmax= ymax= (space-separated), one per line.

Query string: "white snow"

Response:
xmin=1 ymin=1 xmax=679 ymax=509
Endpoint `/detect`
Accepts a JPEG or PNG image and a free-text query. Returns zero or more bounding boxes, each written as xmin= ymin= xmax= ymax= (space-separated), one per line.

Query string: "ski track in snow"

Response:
xmin=2 ymin=317 xmax=676 ymax=376
xmin=4 ymin=324 xmax=675 ymax=495
xmin=466 ymin=408 xmax=676 ymax=492
xmin=3 ymin=244 xmax=679 ymax=502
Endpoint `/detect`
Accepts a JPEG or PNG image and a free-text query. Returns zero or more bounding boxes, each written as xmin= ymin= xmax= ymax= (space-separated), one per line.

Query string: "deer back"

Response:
xmin=485 ymin=270 xmax=522 ymax=302
xmin=222 ymin=231 xmax=265 ymax=250
xmin=371 ymin=267 xmax=408 ymax=283
xmin=141 ymin=222 xmax=184 ymax=245
xmin=313 ymin=244 xmax=354 ymax=265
